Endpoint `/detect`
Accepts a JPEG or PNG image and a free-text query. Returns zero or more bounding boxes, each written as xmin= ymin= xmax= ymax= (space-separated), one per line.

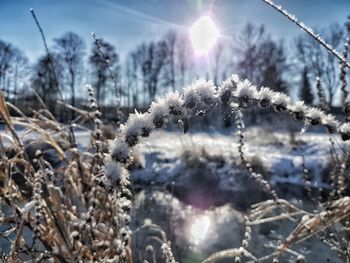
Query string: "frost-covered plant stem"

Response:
xmin=316 ymin=77 xmax=329 ymax=113
xmin=242 ymin=216 xmax=252 ymax=249
xmin=87 ymin=85 xmax=104 ymax=177
xmin=92 ymin=32 xmax=122 ymax=124
xmin=107 ymin=74 xmax=350 ymax=221
xmin=335 ymin=156 xmax=348 ymax=197
xmin=234 ymin=216 xmax=252 ymax=262
xmin=234 ymin=110 xmax=278 ymax=200
xmin=340 ymin=39 xmax=349 ymax=102
xmin=261 ymin=0 xmax=350 ymax=69
xmin=161 ymin=242 xmax=178 ymax=263
xmin=106 ymin=74 xmax=350 ymax=262
xmin=30 ymin=8 xmax=68 ymax=121
xmin=29 ymin=9 xmax=50 ymax=59
xmin=340 ymin=38 xmax=350 ymax=121
xmin=109 ymin=74 xmax=350 ymax=160
xmin=301 ymin=147 xmax=313 ymax=199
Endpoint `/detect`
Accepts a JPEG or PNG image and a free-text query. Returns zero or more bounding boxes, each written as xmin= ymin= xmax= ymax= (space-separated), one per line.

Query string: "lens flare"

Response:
xmin=190 ymin=215 xmax=211 ymax=245
xmin=189 ymin=16 xmax=220 ymax=55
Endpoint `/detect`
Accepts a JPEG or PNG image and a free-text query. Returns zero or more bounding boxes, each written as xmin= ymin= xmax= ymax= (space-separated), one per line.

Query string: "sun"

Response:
xmin=190 ymin=215 xmax=211 ymax=245
xmin=189 ymin=16 xmax=220 ymax=55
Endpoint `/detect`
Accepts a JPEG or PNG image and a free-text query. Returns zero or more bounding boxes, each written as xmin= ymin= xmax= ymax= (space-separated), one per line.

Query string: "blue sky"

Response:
xmin=0 ymin=0 xmax=349 ymax=63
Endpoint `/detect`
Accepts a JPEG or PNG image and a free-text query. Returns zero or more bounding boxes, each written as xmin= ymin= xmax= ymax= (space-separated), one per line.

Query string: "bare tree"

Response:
xmin=54 ymin=32 xmax=85 ymax=117
xmin=89 ymin=38 xmax=120 ymax=106
xmin=31 ymin=54 xmax=63 ymax=114
xmin=125 ymin=55 xmax=133 ymax=109
xmin=260 ymin=40 xmax=289 ymax=93
xmin=148 ymin=41 xmax=167 ymax=101
xmin=11 ymin=48 xmax=29 ymax=104
xmin=163 ymin=31 xmax=177 ymax=92
xmin=176 ymin=33 xmax=194 ymax=87
xmin=162 ymin=30 xmax=197 ymax=92
xmin=233 ymin=23 xmax=268 ymax=85
xmin=130 ymin=52 xmax=140 ymax=108
xmin=126 ymin=32 xmax=194 ymax=107
xmin=135 ymin=41 xmax=167 ymax=103
xmin=0 ymin=40 xmax=29 ymax=102
xmin=295 ymin=24 xmax=344 ymax=106
xmin=212 ymin=43 xmax=224 ymax=86
xmin=234 ymin=23 xmax=289 ymax=93
xmin=125 ymin=52 xmax=140 ymax=108
xmin=299 ymin=66 xmax=314 ymax=105
xmin=0 ymin=39 xmax=15 ymax=97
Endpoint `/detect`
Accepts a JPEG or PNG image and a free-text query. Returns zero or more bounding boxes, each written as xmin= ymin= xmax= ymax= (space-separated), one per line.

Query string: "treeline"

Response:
xmin=0 ymin=20 xmax=349 ymax=119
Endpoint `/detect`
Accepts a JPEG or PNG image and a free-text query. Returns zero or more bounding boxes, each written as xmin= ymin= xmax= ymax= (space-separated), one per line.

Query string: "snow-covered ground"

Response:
xmin=1 ymin=125 xmax=347 ymax=262
xmin=132 ymin=128 xmax=344 ymax=191
xmin=1 ymin=124 xmax=346 ymax=203
xmin=127 ymin=129 xmax=346 ymax=262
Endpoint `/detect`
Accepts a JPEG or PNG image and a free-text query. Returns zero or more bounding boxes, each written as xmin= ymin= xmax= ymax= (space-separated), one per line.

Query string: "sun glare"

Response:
xmin=189 ymin=16 xmax=220 ymax=55
xmin=190 ymin=215 xmax=211 ymax=245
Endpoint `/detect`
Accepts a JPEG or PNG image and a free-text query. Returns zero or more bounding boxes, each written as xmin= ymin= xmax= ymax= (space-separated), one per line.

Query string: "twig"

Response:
xmin=30 ymin=8 xmax=69 ymax=121
xmin=316 ymin=76 xmax=329 ymax=112
xmin=261 ymin=0 xmax=350 ymax=69
xmin=340 ymin=38 xmax=350 ymax=121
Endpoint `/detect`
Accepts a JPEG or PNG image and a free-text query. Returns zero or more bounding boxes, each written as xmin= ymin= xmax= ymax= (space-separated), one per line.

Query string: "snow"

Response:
xmin=306 ymin=108 xmax=324 ymax=122
xmin=22 ymin=126 xmax=335 ymax=194
xmin=193 ymin=79 xmax=216 ymax=105
xmin=271 ymin=92 xmax=291 ymax=106
xmin=1 ymin=125 xmax=347 ymax=262
xmin=235 ymin=79 xmax=257 ymax=99
xmin=164 ymin=92 xmax=185 ymax=116
xmin=131 ymin=128 xmax=346 ymax=192
xmin=1 ymin=125 xmax=345 ymax=192
xmin=110 ymin=138 xmax=130 ymax=163
xmin=288 ymin=101 xmax=307 ymax=113
xmin=150 ymin=98 xmax=170 ymax=117
xmin=340 ymin=122 xmax=350 ymax=134
xmin=105 ymin=160 xmax=128 ymax=186
xmin=256 ymin=87 xmax=274 ymax=100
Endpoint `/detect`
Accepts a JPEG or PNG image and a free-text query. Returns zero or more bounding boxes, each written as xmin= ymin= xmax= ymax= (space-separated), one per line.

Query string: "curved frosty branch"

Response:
xmin=108 ymin=74 xmax=348 ymax=169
